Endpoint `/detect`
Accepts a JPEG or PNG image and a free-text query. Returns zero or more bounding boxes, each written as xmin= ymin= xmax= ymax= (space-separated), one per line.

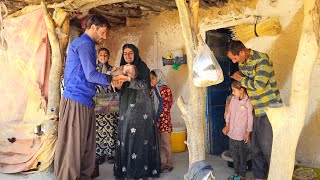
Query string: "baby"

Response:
xmin=111 ymin=64 xmax=138 ymax=79
xmin=111 ymin=64 xmax=138 ymax=90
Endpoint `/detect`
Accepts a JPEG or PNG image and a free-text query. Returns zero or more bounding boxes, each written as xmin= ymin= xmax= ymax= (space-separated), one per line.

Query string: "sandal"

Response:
xmin=161 ymin=165 xmax=173 ymax=173
xmin=228 ymin=175 xmax=241 ymax=180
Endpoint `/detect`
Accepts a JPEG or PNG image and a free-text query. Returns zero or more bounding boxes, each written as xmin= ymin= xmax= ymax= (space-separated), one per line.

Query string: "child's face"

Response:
xmin=150 ymin=74 xmax=157 ymax=87
xmin=98 ymin=50 xmax=109 ymax=64
xmin=231 ymin=87 xmax=244 ymax=99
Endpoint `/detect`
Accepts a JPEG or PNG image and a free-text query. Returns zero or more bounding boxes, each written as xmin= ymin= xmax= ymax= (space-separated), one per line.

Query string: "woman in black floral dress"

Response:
xmin=113 ymin=44 xmax=161 ymax=179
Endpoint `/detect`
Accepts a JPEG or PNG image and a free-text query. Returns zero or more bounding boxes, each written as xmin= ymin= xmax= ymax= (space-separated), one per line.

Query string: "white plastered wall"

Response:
xmin=103 ymin=0 xmax=320 ymax=166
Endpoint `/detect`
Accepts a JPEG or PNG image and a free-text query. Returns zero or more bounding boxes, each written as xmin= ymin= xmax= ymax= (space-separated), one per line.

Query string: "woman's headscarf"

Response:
xmin=152 ymin=69 xmax=167 ymax=87
xmin=120 ymin=44 xmax=142 ymax=67
xmin=151 ymin=69 xmax=168 ymax=119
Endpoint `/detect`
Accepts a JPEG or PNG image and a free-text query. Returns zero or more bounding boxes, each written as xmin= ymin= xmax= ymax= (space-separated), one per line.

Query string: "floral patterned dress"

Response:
xmin=95 ymin=63 xmax=119 ymax=159
xmin=157 ymin=86 xmax=173 ymax=133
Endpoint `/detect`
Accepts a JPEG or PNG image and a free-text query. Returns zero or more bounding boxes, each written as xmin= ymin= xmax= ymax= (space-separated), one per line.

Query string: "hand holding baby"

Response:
xmin=111 ymin=64 xmax=138 ymax=88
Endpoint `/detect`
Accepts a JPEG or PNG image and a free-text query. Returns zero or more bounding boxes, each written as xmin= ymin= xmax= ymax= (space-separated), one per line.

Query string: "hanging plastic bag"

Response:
xmin=193 ymin=43 xmax=224 ymax=87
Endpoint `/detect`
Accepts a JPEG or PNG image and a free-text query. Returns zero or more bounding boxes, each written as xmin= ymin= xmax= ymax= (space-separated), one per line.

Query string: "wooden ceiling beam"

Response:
xmin=150 ymin=0 xmax=177 ymax=9
xmin=141 ymin=0 xmax=176 ymax=10
xmin=132 ymin=0 xmax=166 ymax=12
xmin=6 ymin=0 xmax=129 ymax=19
xmin=97 ymin=6 xmax=142 ymax=18
xmin=78 ymin=0 xmax=129 ymax=16
xmin=90 ymin=8 xmax=126 ymax=25
xmin=200 ymin=0 xmax=210 ymax=8
xmin=3 ymin=0 xmax=26 ymax=2
xmin=204 ymin=0 xmax=227 ymax=7
xmin=124 ymin=2 xmax=154 ymax=13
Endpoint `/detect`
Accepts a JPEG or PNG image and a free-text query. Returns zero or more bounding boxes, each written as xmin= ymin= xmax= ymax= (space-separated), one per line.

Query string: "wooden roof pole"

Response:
xmin=78 ymin=0 xmax=129 ymax=17
xmin=175 ymin=0 xmax=207 ymax=168
xmin=266 ymin=0 xmax=320 ymax=179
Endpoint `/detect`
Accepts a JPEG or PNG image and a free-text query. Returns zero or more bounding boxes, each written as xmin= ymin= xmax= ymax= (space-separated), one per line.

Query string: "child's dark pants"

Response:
xmin=229 ymin=138 xmax=248 ymax=177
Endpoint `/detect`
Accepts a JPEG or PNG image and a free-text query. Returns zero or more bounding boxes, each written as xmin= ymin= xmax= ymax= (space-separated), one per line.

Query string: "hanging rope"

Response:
xmin=0 ymin=1 xmax=8 ymax=50
xmin=254 ymin=15 xmax=260 ymax=37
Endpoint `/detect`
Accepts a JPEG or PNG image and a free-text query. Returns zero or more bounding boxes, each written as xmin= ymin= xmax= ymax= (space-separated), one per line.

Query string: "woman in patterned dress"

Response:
xmin=95 ymin=48 xmax=119 ymax=164
xmin=150 ymin=69 xmax=174 ymax=173
xmin=113 ymin=44 xmax=161 ymax=179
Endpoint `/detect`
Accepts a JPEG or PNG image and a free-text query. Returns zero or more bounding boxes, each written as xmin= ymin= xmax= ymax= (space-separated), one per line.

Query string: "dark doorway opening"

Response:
xmin=205 ymin=28 xmax=238 ymax=155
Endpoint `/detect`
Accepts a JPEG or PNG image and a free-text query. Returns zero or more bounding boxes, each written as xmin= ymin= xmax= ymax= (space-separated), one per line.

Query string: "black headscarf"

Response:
xmin=120 ymin=44 xmax=142 ymax=67
xmin=119 ymin=44 xmax=151 ymax=105
xmin=120 ymin=44 xmax=150 ymax=83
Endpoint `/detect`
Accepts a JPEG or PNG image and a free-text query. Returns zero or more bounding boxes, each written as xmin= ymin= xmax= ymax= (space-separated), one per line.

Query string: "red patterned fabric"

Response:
xmin=157 ymin=86 xmax=173 ymax=133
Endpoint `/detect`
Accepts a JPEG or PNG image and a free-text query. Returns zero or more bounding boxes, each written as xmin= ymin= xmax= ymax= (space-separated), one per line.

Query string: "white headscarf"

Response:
xmin=152 ymin=69 xmax=167 ymax=87
xmin=151 ymin=69 xmax=168 ymax=118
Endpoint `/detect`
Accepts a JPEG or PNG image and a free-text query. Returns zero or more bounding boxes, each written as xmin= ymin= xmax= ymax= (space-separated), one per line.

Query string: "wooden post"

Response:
xmin=41 ymin=1 xmax=65 ymax=118
xmin=58 ymin=13 xmax=70 ymax=65
xmin=175 ymin=0 xmax=206 ymax=167
xmin=266 ymin=0 xmax=320 ymax=179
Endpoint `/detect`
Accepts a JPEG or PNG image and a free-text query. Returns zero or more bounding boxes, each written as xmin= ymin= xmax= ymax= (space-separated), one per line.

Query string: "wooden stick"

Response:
xmin=59 ymin=12 xmax=70 ymax=66
xmin=190 ymin=0 xmax=199 ymax=35
xmin=41 ymin=0 xmax=63 ymax=118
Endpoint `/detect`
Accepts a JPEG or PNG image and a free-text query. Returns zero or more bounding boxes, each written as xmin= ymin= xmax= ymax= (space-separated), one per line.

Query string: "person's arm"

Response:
xmin=111 ymin=80 xmax=123 ymax=90
xmin=240 ymin=57 xmax=272 ymax=91
xmin=222 ymin=98 xmax=232 ymax=135
xmin=246 ymin=100 xmax=253 ymax=133
xmin=78 ymin=42 xmax=110 ymax=87
xmin=166 ymin=87 xmax=173 ymax=109
xmin=243 ymin=100 xmax=253 ymax=143
xmin=155 ymin=88 xmax=163 ymax=120
xmin=224 ymin=100 xmax=230 ymax=120
xmin=225 ymin=98 xmax=232 ymax=123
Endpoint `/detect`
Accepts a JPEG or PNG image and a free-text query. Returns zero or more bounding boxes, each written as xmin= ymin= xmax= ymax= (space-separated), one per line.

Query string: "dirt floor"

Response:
xmin=0 ymin=151 xmax=254 ymax=180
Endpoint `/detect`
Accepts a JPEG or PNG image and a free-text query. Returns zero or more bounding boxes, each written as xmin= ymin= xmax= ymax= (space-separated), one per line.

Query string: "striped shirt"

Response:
xmin=239 ymin=50 xmax=282 ymax=117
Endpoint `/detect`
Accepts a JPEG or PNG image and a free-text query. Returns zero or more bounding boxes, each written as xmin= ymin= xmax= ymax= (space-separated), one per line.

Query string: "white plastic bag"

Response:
xmin=193 ymin=44 xmax=224 ymax=87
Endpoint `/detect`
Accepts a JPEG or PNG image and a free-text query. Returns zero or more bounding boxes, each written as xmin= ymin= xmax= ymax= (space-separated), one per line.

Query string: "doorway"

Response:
xmin=205 ymin=28 xmax=238 ymax=155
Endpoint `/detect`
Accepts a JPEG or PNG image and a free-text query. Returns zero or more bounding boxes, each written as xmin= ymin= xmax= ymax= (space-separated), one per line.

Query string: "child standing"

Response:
xmin=95 ymin=48 xmax=119 ymax=164
xmin=222 ymin=81 xmax=253 ymax=180
xmin=150 ymin=69 xmax=174 ymax=173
